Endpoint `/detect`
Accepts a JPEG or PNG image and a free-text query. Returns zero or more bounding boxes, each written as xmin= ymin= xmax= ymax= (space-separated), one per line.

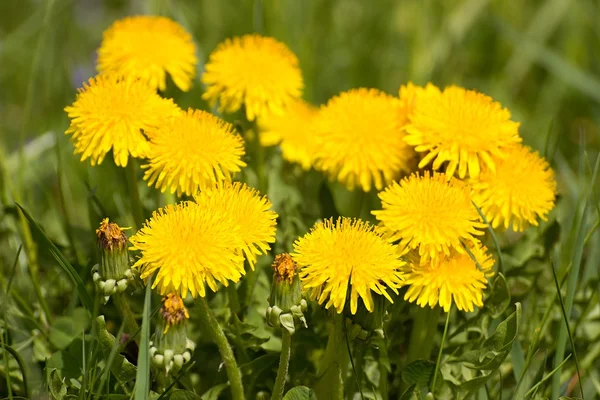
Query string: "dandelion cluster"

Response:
xmin=64 ymin=13 xmax=559 ymax=343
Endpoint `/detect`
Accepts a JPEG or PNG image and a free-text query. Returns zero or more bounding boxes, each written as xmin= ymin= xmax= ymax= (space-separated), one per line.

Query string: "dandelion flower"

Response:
xmin=64 ymin=73 xmax=179 ymax=167
xmin=129 ymin=201 xmax=245 ymax=298
xmin=98 ymin=16 xmax=197 ymax=92
xmin=398 ymin=82 xmax=426 ymax=126
xmin=292 ymin=217 xmax=405 ymax=314
xmin=313 ymin=88 xmax=415 ymax=192
xmin=193 ymin=182 xmax=278 ymax=268
xmin=373 ymin=172 xmax=485 ymax=260
xmin=202 ymin=34 xmax=303 ymax=121
xmin=259 ymin=99 xmax=318 ymax=170
xmin=403 ymin=242 xmax=495 ymax=312
xmin=143 ymin=109 xmax=246 ymax=196
xmin=405 ymin=85 xmax=521 ymax=178
xmin=471 ymin=144 xmax=556 ymax=231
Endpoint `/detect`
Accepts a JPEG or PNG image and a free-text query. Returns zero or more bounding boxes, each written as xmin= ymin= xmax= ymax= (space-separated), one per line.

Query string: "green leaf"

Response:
xmin=49 ymin=317 xmax=81 ymax=349
xmin=15 ymin=203 xmax=93 ymax=311
xmin=169 ymin=389 xmax=202 ymax=399
xmin=485 ymin=273 xmax=510 ymax=318
xmin=199 ymin=384 xmax=229 ymax=400
xmin=48 ymin=369 xmax=67 ymax=400
xmin=95 ymin=316 xmax=137 ymax=384
xmin=459 ymin=373 xmax=494 ymax=400
xmin=482 ymin=302 xmax=521 ymax=354
xmin=134 ymin=279 xmax=153 ymax=400
xmin=49 ymin=311 xmax=90 ymax=350
xmin=283 ymin=386 xmax=318 ymax=400
xmin=401 ymin=359 xmax=440 ymax=391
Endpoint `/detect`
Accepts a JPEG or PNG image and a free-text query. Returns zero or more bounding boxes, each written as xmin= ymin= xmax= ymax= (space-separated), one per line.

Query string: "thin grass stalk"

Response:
xmin=431 ymin=308 xmax=451 ymax=394
xmin=125 ymin=160 xmax=144 ymax=230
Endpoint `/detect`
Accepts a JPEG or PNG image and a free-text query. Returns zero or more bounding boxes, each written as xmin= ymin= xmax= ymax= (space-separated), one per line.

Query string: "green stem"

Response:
xmin=431 ymin=309 xmax=451 ymax=394
xmin=113 ymin=293 xmax=140 ymax=344
xmin=197 ymin=297 xmax=245 ymax=400
xmin=407 ymin=306 xmax=440 ymax=363
xmin=125 ymin=161 xmax=144 ymax=230
xmin=272 ymin=330 xmax=292 ymax=400
xmin=315 ymin=313 xmax=348 ymax=400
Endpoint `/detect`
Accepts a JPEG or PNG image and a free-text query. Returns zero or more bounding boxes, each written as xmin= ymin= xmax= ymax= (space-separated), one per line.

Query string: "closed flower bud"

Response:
xmin=266 ymin=254 xmax=307 ymax=334
xmin=150 ymin=293 xmax=194 ymax=375
xmin=94 ymin=218 xmax=137 ymax=300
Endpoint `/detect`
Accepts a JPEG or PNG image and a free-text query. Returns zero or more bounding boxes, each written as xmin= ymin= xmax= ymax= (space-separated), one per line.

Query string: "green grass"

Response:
xmin=1 ymin=0 xmax=599 ymax=399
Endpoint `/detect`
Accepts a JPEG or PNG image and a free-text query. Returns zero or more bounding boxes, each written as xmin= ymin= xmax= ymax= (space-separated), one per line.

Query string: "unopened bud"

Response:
xmin=266 ymin=254 xmax=308 ymax=334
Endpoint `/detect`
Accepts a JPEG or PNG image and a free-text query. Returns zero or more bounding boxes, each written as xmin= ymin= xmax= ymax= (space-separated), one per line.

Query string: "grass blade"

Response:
xmin=525 ymin=354 xmax=571 ymax=398
xmin=551 ymin=260 xmax=584 ymax=398
xmin=134 ymin=277 xmax=153 ymax=400
xmin=15 ymin=202 xmax=94 ymax=312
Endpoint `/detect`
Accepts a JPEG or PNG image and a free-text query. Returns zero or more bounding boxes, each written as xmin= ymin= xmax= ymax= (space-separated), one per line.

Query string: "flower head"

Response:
xmin=64 ymin=73 xmax=179 ymax=167
xmin=129 ymin=201 xmax=245 ymax=298
xmin=193 ymin=182 xmax=278 ymax=268
xmin=373 ymin=172 xmax=485 ymax=260
xmin=98 ymin=16 xmax=197 ymax=92
xmin=202 ymin=34 xmax=303 ymax=121
xmin=292 ymin=217 xmax=405 ymax=314
xmin=161 ymin=293 xmax=190 ymax=333
xmin=402 ymin=242 xmax=495 ymax=312
xmin=313 ymin=88 xmax=415 ymax=192
xmin=470 ymin=144 xmax=556 ymax=231
xmin=259 ymin=99 xmax=318 ymax=170
xmin=405 ymin=85 xmax=521 ymax=178
xmin=398 ymin=82 xmax=426 ymax=126
xmin=143 ymin=109 xmax=246 ymax=196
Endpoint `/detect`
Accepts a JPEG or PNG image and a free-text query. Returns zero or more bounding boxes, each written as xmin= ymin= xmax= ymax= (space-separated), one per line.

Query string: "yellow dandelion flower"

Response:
xmin=143 ymin=109 xmax=246 ymax=196
xmin=403 ymin=242 xmax=495 ymax=312
xmin=64 ymin=73 xmax=179 ymax=167
xmin=292 ymin=217 xmax=405 ymax=314
xmin=98 ymin=16 xmax=197 ymax=92
xmin=470 ymin=144 xmax=557 ymax=231
xmin=193 ymin=182 xmax=278 ymax=268
xmin=259 ymin=99 xmax=318 ymax=170
xmin=129 ymin=201 xmax=245 ymax=298
xmin=202 ymin=34 xmax=304 ymax=121
xmin=373 ymin=172 xmax=485 ymax=260
xmin=405 ymin=85 xmax=522 ymax=178
xmin=398 ymin=82 xmax=426 ymax=126
xmin=313 ymin=88 xmax=415 ymax=192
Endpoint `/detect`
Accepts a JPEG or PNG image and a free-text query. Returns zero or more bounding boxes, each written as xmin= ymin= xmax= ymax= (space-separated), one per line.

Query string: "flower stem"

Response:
xmin=125 ymin=161 xmax=144 ymax=230
xmin=315 ymin=313 xmax=348 ymax=400
xmin=272 ymin=329 xmax=292 ymax=400
xmin=197 ymin=297 xmax=245 ymax=400
xmin=407 ymin=306 xmax=440 ymax=363
xmin=431 ymin=308 xmax=451 ymax=393
xmin=113 ymin=293 xmax=139 ymax=344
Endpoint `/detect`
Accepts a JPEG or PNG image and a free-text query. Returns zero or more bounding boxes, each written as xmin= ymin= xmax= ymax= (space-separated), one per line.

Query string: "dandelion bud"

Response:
xmin=93 ymin=218 xmax=137 ymax=301
xmin=150 ymin=293 xmax=194 ymax=375
xmin=266 ymin=254 xmax=307 ymax=334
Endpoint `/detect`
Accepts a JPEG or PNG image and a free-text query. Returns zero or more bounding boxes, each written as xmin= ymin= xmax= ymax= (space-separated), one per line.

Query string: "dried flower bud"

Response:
xmin=93 ymin=218 xmax=136 ymax=301
xmin=150 ymin=293 xmax=194 ymax=375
